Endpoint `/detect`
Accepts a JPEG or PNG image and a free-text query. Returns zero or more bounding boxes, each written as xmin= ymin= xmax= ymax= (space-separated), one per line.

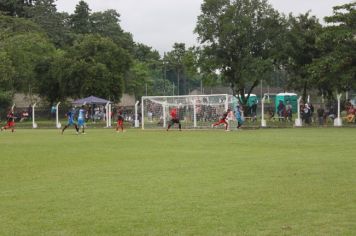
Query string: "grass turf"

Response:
xmin=0 ymin=128 xmax=355 ymax=235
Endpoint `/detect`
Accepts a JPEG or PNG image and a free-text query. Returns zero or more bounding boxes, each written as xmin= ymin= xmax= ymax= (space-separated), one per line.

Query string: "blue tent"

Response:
xmin=72 ymin=96 xmax=111 ymax=105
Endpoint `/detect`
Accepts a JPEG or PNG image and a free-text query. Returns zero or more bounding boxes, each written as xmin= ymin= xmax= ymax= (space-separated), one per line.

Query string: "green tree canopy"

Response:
xmin=125 ymin=43 xmax=162 ymax=98
xmin=35 ymin=49 xmax=73 ymax=105
xmin=0 ymin=13 xmax=43 ymax=40
xmin=195 ymin=0 xmax=285 ymax=104
xmin=66 ymin=34 xmax=132 ymax=101
xmin=70 ymin=0 xmax=91 ymax=34
xmin=2 ymin=32 xmax=55 ymax=96
xmin=0 ymin=0 xmax=33 ymax=17
xmin=0 ymin=51 xmax=16 ymax=90
xmin=309 ymin=3 xmax=356 ymax=98
xmin=283 ymin=12 xmax=322 ymax=100
xmin=90 ymin=9 xmax=134 ymax=52
xmin=26 ymin=0 xmax=72 ymax=47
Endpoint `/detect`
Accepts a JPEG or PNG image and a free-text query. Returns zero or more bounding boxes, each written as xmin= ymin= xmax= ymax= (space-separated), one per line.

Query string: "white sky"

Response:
xmin=55 ymin=0 xmax=352 ymax=55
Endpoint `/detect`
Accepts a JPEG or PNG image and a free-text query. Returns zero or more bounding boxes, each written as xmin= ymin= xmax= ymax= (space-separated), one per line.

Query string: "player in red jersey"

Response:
xmin=116 ymin=110 xmax=124 ymax=132
xmin=1 ymin=109 xmax=16 ymax=132
xmin=167 ymin=107 xmax=181 ymax=131
xmin=212 ymin=108 xmax=231 ymax=131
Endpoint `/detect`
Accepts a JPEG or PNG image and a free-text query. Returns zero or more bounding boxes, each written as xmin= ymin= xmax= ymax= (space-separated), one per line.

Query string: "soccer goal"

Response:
xmin=141 ymin=94 xmax=237 ymax=129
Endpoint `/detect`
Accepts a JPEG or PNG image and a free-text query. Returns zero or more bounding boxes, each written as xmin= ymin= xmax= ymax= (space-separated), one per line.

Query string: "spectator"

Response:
xmin=303 ymin=103 xmax=311 ymax=125
xmin=28 ymin=105 xmax=32 ymax=121
xmin=277 ymin=100 xmax=285 ymax=121
xmin=317 ymin=105 xmax=325 ymax=126
xmin=309 ymin=103 xmax=315 ymax=122
xmin=51 ymin=104 xmax=56 ymax=119
xmin=267 ymin=106 xmax=275 ymax=120
xmin=346 ymin=105 xmax=355 ymax=123
xmin=285 ymin=100 xmax=292 ymax=121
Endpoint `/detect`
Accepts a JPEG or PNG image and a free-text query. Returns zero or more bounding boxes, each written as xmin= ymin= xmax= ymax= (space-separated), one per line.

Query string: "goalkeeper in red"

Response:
xmin=116 ymin=110 xmax=124 ymax=132
xmin=212 ymin=108 xmax=231 ymax=131
xmin=167 ymin=107 xmax=181 ymax=131
xmin=1 ymin=109 xmax=16 ymax=132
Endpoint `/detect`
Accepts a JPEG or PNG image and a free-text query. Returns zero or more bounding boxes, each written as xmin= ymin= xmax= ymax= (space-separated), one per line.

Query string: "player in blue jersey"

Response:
xmin=235 ymin=104 xmax=244 ymax=129
xmin=77 ymin=105 xmax=87 ymax=134
xmin=61 ymin=108 xmax=79 ymax=134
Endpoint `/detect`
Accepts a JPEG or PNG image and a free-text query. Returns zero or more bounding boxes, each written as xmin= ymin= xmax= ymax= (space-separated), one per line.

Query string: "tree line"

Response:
xmin=0 ymin=0 xmax=355 ymax=111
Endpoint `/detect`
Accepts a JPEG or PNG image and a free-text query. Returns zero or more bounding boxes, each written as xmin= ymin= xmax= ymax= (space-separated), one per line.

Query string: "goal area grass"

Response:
xmin=0 ymin=128 xmax=355 ymax=235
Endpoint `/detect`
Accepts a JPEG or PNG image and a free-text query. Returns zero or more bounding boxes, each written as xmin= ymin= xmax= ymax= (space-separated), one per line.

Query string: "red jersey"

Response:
xmin=7 ymin=112 xmax=15 ymax=122
xmin=170 ymin=108 xmax=178 ymax=119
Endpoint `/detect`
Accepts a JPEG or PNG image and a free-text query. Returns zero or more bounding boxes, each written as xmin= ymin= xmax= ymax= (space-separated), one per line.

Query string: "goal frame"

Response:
xmin=141 ymin=94 xmax=232 ymax=129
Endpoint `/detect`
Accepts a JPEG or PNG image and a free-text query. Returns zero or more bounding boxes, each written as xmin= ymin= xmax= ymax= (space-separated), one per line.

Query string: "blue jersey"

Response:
xmin=235 ymin=108 xmax=244 ymax=123
xmin=78 ymin=109 xmax=85 ymax=120
xmin=78 ymin=109 xmax=85 ymax=126
xmin=67 ymin=111 xmax=75 ymax=125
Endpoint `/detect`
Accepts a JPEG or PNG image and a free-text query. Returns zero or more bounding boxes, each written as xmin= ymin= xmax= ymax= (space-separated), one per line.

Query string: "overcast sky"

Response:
xmin=55 ymin=0 xmax=352 ymax=55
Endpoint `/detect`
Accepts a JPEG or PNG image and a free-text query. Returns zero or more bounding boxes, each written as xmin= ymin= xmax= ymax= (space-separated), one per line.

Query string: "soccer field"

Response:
xmin=0 ymin=128 xmax=355 ymax=235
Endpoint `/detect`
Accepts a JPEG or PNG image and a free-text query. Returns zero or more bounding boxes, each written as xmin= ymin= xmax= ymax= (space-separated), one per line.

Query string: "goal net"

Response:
xmin=141 ymin=94 xmax=238 ymax=129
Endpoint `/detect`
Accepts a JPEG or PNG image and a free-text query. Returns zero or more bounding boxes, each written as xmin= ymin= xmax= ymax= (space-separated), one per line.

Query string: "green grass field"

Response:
xmin=0 ymin=128 xmax=355 ymax=235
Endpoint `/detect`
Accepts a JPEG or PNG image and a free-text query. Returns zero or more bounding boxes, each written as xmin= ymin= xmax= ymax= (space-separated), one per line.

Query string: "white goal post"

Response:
xmin=141 ymin=94 xmax=238 ymax=129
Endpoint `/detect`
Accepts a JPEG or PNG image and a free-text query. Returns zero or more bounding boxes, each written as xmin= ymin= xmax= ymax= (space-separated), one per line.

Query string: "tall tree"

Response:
xmin=35 ymin=49 xmax=73 ymax=106
xmin=66 ymin=34 xmax=131 ymax=101
xmin=0 ymin=0 xmax=34 ymax=17
xmin=125 ymin=61 xmax=152 ymax=98
xmin=181 ymin=47 xmax=201 ymax=93
xmin=125 ymin=43 xmax=161 ymax=98
xmin=90 ymin=9 xmax=134 ymax=52
xmin=1 ymin=32 xmax=55 ymax=98
xmin=0 ymin=51 xmax=15 ymax=90
xmin=0 ymin=51 xmax=16 ymax=115
xmin=0 ymin=15 xmax=54 ymax=100
xmin=70 ymin=0 xmax=91 ymax=34
xmin=26 ymin=0 xmax=72 ymax=47
xmin=195 ymin=0 xmax=285 ymax=104
xmin=309 ymin=2 xmax=356 ymax=98
xmin=165 ymin=43 xmax=186 ymax=95
xmin=284 ymin=12 xmax=322 ymax=100
xmin=0 ymin=13 xmax=43 ymax=39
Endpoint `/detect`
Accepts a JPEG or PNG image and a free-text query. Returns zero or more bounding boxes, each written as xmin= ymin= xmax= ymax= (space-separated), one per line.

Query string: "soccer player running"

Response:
xmin=77 ymin=105 xmax=86 ymax=134
xmin=212 ymin=108 xmax=231 ymax=131
xmin=61 ymin=108 xmax=79 ymax=134
xmin=116 ymin=110 xmax=124 ymax=132
xmin=167 ymin=107 xmax=181 ymax=131
xmin=1 ymin=109 xmax=16 ymax=132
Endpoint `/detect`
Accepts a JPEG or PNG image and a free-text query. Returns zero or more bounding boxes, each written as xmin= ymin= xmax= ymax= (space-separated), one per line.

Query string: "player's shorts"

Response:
xmin=169 ymin=118 xmax=180 ymax=125
xmin=6 ymin=121 xmax=15 ymax=127
xmin=67 ymin=119 xmax=75 ymax=126
xmin=117 ymin=120 xmax=123 ymax=126
xmin=78 ymin=118 xmax=85 ymax=126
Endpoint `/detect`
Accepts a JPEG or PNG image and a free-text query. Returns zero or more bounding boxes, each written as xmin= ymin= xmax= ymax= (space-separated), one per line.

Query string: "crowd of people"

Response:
xmin=273 ymin=99 xmax=356 ymax=125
